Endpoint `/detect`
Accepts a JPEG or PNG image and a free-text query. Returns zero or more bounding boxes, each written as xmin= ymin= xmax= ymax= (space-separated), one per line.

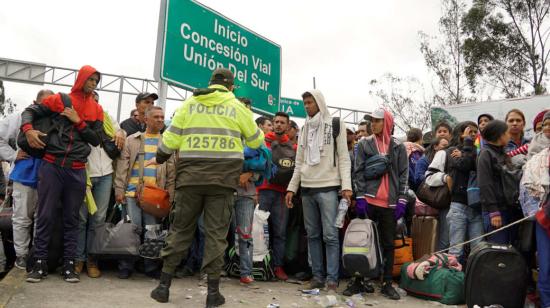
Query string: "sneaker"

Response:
xmin=343 ymin=278 xmax=365 ymax=296
xmin=364 ymin=280 xmax=375 ymax=293
xmin=75 ymin=261 xmax=85 ymax=274
xmin=239 ymin=276 xmax=259 ymax=289
xmin=86 ymin=259 xmax=101 ymax=278
xmin=15 ymin=256 xmax=27 ymax=270
xmin=381 ymin=282 xmax=400 ymax=300
xmin=118 ymin=268 xmax=132 ymax=279
xmin=26 ymin=260 xmax=48 ymax=283
xmin=309 ymin=277 xmax=325 ymax=289
xmin=274 ymin=266 xmax=288 ymax=281
xmin=63 ymin=260 xmax=80 ymax=283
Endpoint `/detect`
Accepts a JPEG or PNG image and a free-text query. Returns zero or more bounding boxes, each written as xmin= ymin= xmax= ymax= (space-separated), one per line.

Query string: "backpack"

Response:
xmin=342 ymin=218 xmax=383 ymax=278
xmin=269 ymin=139 xmax=296 ymax=186
xmin=225 ymin=246 xmax=274 ymax=281
xmin=17 ymin=93 xmax=72 ymax=158
xmin=331 ymin=117 xmax=340 ymax=167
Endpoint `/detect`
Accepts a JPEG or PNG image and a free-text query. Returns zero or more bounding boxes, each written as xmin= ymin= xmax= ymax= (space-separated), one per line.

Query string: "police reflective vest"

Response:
xmin=158 ymin=85 xmax=264 ymax=160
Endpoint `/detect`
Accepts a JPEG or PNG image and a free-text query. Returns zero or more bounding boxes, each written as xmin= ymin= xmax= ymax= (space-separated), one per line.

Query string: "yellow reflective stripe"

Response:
xmin=343 ymin=247 xmax=369 ymax=254
xmin=178 ymin=150 xmax=243 ymax=159
xmin=245 ymin=128 xmax=262 ymax=142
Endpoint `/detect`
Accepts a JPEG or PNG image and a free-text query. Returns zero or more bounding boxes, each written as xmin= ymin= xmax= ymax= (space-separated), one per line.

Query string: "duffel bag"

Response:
xmin=400 ymin=259 xmax=465 ymax=305
xmin=90 ymin=204 xmax=142 ymax=256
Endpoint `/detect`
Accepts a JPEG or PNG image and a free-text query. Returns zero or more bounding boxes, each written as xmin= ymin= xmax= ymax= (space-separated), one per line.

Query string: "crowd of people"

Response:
xmin=0 ymin=65 xmax=549 ymax=308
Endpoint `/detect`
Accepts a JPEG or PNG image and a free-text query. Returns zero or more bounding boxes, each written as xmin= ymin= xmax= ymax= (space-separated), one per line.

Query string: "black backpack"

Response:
xmin=269 ymin=139 xmax=296 ymax=186
xmin=17 ymin=93 xmax=72 ymax=158
xmin=331 ymin=117 xmax=341 ymax=167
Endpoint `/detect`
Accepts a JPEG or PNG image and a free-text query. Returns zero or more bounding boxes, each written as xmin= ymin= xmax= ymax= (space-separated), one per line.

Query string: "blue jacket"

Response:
xmin=413 ymin=156 xmax=429 ymax=190
xmin=9 ymin=158 xmax=42 ymax=188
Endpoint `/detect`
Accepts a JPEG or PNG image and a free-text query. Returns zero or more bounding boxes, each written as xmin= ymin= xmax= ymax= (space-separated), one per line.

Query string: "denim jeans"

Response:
xmin=482 ymin=208 xmax=521 ymax=245
xmin=118 ymin=197 xmax=159 ymax=273
xmin=76 ymin=174 xmax=112 ymax=262
xmin=232 ymin=196 xmax=255 ymax=277
xmin=259 ymin=189 xmax=288 ymax=267
xmin=301 ymin=189 xmax=339 ymax=284
xmin=446 ymin=202 xmax=483 ymax=258
xmin=536 ymin=222 xmax=550 ymax=307
xmin=438 ymin=208 xmax=450 ymax=250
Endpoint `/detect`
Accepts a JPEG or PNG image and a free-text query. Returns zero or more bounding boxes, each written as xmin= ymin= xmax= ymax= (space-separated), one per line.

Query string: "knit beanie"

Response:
xmin=477 ymin=113 xmax=494 ymax=125
xmin=481 ymin=120 xmax=509 ymax=143
xmin=534 ymin=110 xmax=549 ymax=129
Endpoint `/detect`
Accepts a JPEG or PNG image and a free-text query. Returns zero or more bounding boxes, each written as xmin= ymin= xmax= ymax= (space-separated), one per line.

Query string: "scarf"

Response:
xmin=302 ymin=112 xmax=325 ymax=166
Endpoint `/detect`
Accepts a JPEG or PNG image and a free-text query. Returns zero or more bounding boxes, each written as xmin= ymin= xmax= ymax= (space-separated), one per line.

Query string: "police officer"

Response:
xmin=149 ymin=68 xmax=264 ymax=307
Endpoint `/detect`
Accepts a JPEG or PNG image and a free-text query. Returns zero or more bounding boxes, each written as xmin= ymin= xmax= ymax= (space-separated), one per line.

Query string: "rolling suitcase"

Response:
xmin=411 ymin=215 xmax=438 ymax=260
xmin=465 ymin=242 xmax=528 ymax=308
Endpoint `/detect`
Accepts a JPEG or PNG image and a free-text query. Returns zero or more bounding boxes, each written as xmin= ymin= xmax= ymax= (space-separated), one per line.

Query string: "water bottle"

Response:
xmin=334 ymin=199 xmax=349 ymax=228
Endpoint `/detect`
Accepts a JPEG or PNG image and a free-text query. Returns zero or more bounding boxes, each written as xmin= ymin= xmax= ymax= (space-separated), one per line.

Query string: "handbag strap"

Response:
xmin=138 ymin=136 xmax=145 ymax=189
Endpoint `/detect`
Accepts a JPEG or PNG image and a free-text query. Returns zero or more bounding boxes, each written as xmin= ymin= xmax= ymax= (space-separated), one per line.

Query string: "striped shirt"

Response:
xmin=126 ymin=133 xmax=160 ymax=197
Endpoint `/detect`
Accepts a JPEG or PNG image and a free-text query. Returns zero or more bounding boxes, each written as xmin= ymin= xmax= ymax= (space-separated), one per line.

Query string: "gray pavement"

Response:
xmin=1 ymin=268 xmax=453 ymax=308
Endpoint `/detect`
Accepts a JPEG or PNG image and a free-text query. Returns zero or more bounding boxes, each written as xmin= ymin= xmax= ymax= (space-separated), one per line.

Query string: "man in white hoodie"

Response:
xmin=285 ymin=90 xmax=352 ymax=291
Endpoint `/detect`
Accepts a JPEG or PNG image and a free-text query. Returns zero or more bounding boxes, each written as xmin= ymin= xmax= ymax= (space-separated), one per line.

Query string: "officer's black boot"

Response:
xmin=206 ymin=278 xmax=225 ymax=307
xmin=151 ymin=272 xmax=172 ymax=303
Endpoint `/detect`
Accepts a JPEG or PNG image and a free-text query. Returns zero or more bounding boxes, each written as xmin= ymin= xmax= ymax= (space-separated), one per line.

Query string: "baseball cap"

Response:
xmin=346 ymin=125 xmax=355 ymax=134
xmin=209 ymin=68 xmax=234 ymax=86
xmin=135 ymin=92 xmax=159 ymax=103
xmin=363 ymin=108 xmax=385 ymax=121
xmin=370 ymin=108 xmax=386 ymax=120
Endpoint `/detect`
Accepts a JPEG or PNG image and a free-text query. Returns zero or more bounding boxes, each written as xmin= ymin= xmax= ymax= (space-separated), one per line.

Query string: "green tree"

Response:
xmin=420 ymin=0 xmax=476 ymax=105
xmin=462 ymin=0 xmax=550 ymax=96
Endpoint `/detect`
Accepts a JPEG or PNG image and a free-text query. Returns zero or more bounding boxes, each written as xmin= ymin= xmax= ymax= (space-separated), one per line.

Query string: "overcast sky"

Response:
xmin=0 ymin=0 xmax=442 ymax=122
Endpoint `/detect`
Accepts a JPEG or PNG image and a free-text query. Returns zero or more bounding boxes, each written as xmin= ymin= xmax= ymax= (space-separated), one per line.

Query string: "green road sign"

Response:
xmin=279 ymin=97 xmax=306 ymax=118
xmin=156 ymin=0 xmax=281 ymax=115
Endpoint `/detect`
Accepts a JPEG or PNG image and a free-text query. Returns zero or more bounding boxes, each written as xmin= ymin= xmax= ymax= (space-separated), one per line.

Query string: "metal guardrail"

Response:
xmin=0 ymin=57 xmax=368 ymax=124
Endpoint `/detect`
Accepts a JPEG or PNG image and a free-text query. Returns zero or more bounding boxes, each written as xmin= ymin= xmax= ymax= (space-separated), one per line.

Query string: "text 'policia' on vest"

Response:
xmin=154 ymin=68 xmax=264 ymax=190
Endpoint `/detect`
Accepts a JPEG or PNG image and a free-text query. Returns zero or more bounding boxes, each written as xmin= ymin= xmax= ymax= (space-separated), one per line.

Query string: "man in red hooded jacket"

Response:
xmin=21 ymin=65 xmax=104 ymax=283
xmin=257 ymin=111 xmax=296 ymax=281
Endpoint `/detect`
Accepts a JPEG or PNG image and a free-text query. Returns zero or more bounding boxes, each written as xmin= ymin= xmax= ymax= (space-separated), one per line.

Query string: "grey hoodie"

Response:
xmin=287 ymin=90 xmax=352 ymax=193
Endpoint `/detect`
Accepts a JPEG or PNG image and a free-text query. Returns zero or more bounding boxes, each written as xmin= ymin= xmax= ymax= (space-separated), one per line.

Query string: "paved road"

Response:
xmin=1 ymin=269 xmax=453 ymax=308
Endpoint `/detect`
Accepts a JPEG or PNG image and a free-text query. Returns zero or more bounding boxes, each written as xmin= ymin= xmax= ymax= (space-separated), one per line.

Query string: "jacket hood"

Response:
xmin=265 ymin=131 xmax=290 ymax=143
xmin=193 ymin=84 xmax=236 ymax=107
xmin=307 ymin=89 xmax=329 ymax=119
xmin=375 ymin=109 xmax=394 ymax=153
xmin=72 ymin=65 xmax=100 ymax=93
